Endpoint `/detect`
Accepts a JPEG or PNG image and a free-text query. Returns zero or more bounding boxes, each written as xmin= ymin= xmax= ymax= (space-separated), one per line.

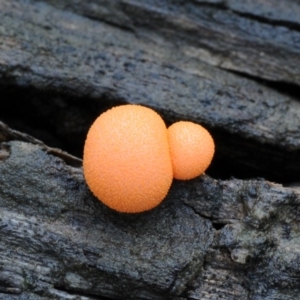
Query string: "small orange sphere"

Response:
xmin=167 ymin=121 xmax=215 ymax=180
xmin=83 ymin=105 xmax=173 ymax=213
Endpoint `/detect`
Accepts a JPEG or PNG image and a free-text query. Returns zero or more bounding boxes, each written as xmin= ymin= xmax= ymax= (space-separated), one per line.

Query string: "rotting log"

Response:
xmin=1 ymin=0 xmax=300 ymax=182
xmin=0 ymin=138 xmax=213 ymax=300
xmin=1 ymin=127 xmax=300 ymax=300
xmin=28 ymin=0 xmax=300 ymax=85
xmin=1 ymin=0 xmax=300 ymax=299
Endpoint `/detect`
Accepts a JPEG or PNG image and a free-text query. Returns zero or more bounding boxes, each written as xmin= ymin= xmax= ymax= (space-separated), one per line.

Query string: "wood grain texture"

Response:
xmin=1 ymin=133 xmax=300 ymax=299
xmin=1 ymin=0 xmax=300 ymax=181
xmin=0 ymin=139 xmax=213 ymax=299
xmin=31 ymin=0 xmax=300 ymax=85
xmin=1 ymin=0 xmax=300 ymax=299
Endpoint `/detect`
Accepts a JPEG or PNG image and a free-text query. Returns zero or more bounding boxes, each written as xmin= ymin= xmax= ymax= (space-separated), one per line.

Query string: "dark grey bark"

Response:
xmin=2 ymin=0 xmax=300 ymax=181
xmin=0 ymin=139 xmax=213 ymax=300
xmin=28 ymin=0 xmax=300 ymax=85
xmin=1 ymin=0 xmax=300 ymax=299
xmin=2 ymin=133 xmax=300 ymax=300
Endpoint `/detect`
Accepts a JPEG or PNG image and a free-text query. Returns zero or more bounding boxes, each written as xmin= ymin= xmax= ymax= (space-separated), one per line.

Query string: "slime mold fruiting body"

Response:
xmin=83 ymin=105 xmax=173 ymax=213
xmin=83 ymin=104 xmax=215 ymax=213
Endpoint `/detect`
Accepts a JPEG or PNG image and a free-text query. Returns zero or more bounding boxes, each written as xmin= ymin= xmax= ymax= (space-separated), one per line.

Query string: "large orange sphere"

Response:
xmin=83 ymin=105 xmax=173 ymax=213
xmin=167 ymin=121 xmax=215 ymax=180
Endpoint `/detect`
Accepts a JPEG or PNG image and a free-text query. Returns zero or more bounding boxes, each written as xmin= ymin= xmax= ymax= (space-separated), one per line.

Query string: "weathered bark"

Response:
xmin=28 ymin=0 xmax=300 ymax=85
xmin=0 ymin=139 xmax=213 ymax=300
xmin=1 ymin=0 xmax=300 ymax=299
xmin=1 ymin=129 xmax=300 ymax=300
xmin=1 ymin=0 xmax=300 ymax=182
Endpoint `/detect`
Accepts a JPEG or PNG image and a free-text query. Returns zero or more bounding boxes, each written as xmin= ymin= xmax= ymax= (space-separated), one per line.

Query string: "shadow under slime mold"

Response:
xmin=1 ymin=82 xmax=300 ymax=185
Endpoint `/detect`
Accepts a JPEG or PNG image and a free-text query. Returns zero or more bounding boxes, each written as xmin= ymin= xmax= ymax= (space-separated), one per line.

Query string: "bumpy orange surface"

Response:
xmin=167 ymin=121 xmax=215 ymax=180
xmin=83 ymin=105 xmax=173 ymax=213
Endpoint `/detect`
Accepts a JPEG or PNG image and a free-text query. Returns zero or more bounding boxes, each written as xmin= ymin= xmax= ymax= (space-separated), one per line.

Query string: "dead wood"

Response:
xmin=1 ymin=0 xmax=300 ymax=181
xmin=1 ymin=0 xmax=300 ymax=299
xmin=30 ymin=0 xmax=300 ymax=85
xmin=1 ymin=132 xmax=300 ymax=299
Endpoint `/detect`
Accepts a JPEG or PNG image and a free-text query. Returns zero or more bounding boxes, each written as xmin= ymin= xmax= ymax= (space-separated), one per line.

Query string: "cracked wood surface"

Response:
xmin=1 ymin=0 xmax=300 ymax=182
xmin=1 ymin=129 xmax=300 ymax=299
xmin=0 ymin=139 xmax=213 ymax=299
xmin=1 ymin=0 xmax=300 ymax=299
xmin=30 ymin=0 xmax=300 ymax=85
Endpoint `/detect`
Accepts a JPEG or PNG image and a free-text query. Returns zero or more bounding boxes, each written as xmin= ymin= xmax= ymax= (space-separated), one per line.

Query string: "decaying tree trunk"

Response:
xmin=1 ymin=0 xmax=300 ymax=299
